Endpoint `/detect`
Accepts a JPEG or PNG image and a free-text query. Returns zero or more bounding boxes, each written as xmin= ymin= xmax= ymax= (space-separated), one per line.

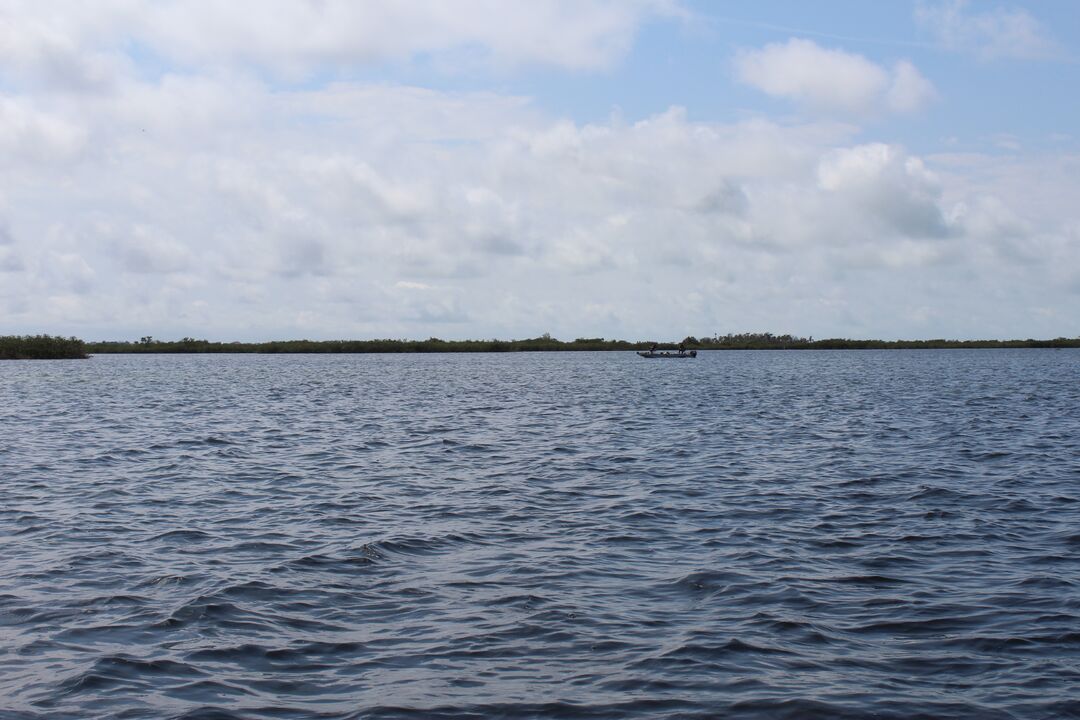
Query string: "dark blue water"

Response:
xmin=2 ymin=350 xmax=1079 ymax=719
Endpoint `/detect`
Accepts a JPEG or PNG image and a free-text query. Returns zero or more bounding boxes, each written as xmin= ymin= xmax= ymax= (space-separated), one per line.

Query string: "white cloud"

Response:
xmin=915 ymin=0 xmax=1063 ymax=61
xmin=112 ymin=225 xmax=193 ymax=275
xmin=887 ymin=60 xmax=938 ymax=113
xmin=951 ymin=196 xmax=1029 ymax=247
xmin=0 ymin=4 xmax=127 ymax=92
xmin=0 ymin=3 xmax=1076 ymax=341
xmin=0 ymin=221 xmax=22 ymax=272
xmin=0 ymin=248 xmax=23 ymax=272
xmin=3 ymin=68 xmax=1076 ymax=341
xmin=48 ymin=251 xmax=97 ymax=295
xmin=734 ymin=39 xmax=935 ymax=116
xmin=0 ymin=96 xmax=87 ymax=162
xmin=816 ymin=143 xmax=950 ymax=240
xmin=0 ymin=0 xmax=676 ymax=90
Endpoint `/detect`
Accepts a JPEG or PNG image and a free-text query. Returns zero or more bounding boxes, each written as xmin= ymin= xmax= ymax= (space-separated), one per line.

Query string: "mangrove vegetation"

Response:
xmin=79 ymin=333 xmax=1080 ymax=354
xmin=6 ymin=332 xmax=1077 ymax=358
xmin=0 ymin=335 xmax=88 ymax=360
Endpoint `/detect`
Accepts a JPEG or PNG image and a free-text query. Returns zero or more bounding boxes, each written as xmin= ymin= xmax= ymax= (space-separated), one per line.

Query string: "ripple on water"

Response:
xmin=1 ymin=350 xmax=1079 ymax=719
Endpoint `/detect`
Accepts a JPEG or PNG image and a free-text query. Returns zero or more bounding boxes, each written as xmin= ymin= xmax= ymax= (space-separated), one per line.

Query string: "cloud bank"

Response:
xmin=0 ymin=0 xmax=677 ymax=84
xmin=0 ymin=3 xmax=1077 ymax=341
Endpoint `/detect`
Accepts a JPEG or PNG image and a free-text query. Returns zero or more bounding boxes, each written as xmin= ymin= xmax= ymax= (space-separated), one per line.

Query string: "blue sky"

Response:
xmin=346 ymin=1 xmax=1079 ymax=152
xmin=1 ymin=1 xmax=1078 ymax=340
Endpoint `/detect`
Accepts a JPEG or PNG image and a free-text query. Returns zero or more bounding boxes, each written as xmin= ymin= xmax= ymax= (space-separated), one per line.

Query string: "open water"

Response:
xmin=1 ymin=350 xmax=1079 ymax=719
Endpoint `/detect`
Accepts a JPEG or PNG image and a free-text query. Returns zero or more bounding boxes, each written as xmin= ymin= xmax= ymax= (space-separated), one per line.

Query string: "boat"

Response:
xmin=636 ymin=350 xmax=697 ymax=358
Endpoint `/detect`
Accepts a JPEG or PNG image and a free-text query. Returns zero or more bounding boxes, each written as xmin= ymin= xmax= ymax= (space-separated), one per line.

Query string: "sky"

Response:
xmin=1 ymin=0 xmax=1079 ymax=342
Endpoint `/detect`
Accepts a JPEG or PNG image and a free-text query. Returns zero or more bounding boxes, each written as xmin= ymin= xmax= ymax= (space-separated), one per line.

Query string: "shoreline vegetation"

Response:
xmin=80 ymin=333 xmax=1080 ymax=354
xmin=4 ymin=333 xmax=1079 ymax=359
xmin=0 ymin=335 xmax=88 ymax=360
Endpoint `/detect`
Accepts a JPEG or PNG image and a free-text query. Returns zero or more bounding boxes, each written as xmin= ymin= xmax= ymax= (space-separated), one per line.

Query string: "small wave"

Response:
xmin=70 ymin=593 xmax=150 ymax=609
xmin=852 ymin=615 xmax=984 ymax=636
xmin=937 ymin=635 xmax=1040 ymax=653
xmin=136 ymin=574 xmax=200 ymax=589
xmin=832 ymin=574 xmax=908 ymax=586
xmin=176 ymin=436 xmax=235 ymax=446
xmin=155 ymin=600 xmax=266 ymax=631
xmin=277 ymin=552 xmax=378 ymax=572
xmin=215 ymin=580 xmax=300 ymax=601
xmin=1059 ymin=532 xmax=1080 ymax=547
xmin=907 ymin=486 xmax=971 ymax=501
xmin=666 ymin=570 xmax=751 ymax=595
xmin=360 ymin=532 xmax=480 ymax=557
xmin=148 ymin=529 xmax=215 ymax=543
xmin=663 ymin=637 xmax=795 ymax=659
xmin=217 ymin=540 xmax=299 ymax=554
xmin=726 ymin=698 xmax=872 ymax=720
xmin=266 ymin=640 xmax=368 ymax=661
xmin=185 ymin=643 xmax=273 ymax=663
xmin=1015 ymin=575 xmax=1074 ymax=589
xmin=57 ymin=655 xmax=205 ymax=698
xmin=164 ymin=679 xmax=258 ymax=704
xmin=357 ymin=699 xmax=699 ymax=720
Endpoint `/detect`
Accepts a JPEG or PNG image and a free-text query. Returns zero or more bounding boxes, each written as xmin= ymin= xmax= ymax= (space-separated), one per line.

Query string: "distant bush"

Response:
xmin=692 ymin=333 xmax=1080 ymax=350
xmin=0 ymin=335 xmax=88 ymax=360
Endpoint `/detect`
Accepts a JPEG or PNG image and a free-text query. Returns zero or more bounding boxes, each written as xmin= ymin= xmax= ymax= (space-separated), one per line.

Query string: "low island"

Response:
xmin=0 ymin=335 xmax=88 ymax=360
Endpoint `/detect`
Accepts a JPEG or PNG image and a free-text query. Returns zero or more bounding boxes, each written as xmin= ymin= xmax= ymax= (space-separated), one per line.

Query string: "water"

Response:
xmin=2 ymin=350 xmax=1079 ymax=719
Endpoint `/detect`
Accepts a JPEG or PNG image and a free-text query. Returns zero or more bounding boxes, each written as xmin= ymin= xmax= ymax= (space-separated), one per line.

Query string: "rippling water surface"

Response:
xmin=2 ymin=350 xmax=1079 ymax=719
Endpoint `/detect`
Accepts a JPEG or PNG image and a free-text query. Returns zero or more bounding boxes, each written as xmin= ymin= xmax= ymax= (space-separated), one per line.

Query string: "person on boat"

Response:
xmin=678 ymin=341 xmax=686 ymax=354
xmin=650 ymin=343 xmax=658 ymax=353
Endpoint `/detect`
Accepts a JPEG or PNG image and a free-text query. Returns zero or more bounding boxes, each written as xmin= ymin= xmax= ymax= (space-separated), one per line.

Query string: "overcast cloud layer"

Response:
xmin=1 ymin=0 xmax=1078 ymax=341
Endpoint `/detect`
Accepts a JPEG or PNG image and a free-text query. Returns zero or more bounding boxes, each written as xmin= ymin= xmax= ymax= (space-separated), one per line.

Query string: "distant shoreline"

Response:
xmin=83 ymin=334 xmax=1080 ymax=354
xmin=5 ymin=334 xmax=1079 ymax=359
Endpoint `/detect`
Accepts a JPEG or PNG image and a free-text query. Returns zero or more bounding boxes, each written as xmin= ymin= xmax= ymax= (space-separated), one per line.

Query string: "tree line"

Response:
xmin=5 ymin=332 xmax=1079 ymax=358
xmin=691 ymin=333 xmax=1080 ymax=350
xmin=83 ymin=335 xmax=639 ymax=354
xmin=0 ymin=335 xmax=88 ymax=359
xmin=78 ymin=332 xmax=1080 ymax=354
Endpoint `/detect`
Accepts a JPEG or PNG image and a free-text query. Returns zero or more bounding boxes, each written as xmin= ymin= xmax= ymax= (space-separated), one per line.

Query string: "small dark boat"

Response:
xmin=637 ymin=350 xmax=697 ymax=358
